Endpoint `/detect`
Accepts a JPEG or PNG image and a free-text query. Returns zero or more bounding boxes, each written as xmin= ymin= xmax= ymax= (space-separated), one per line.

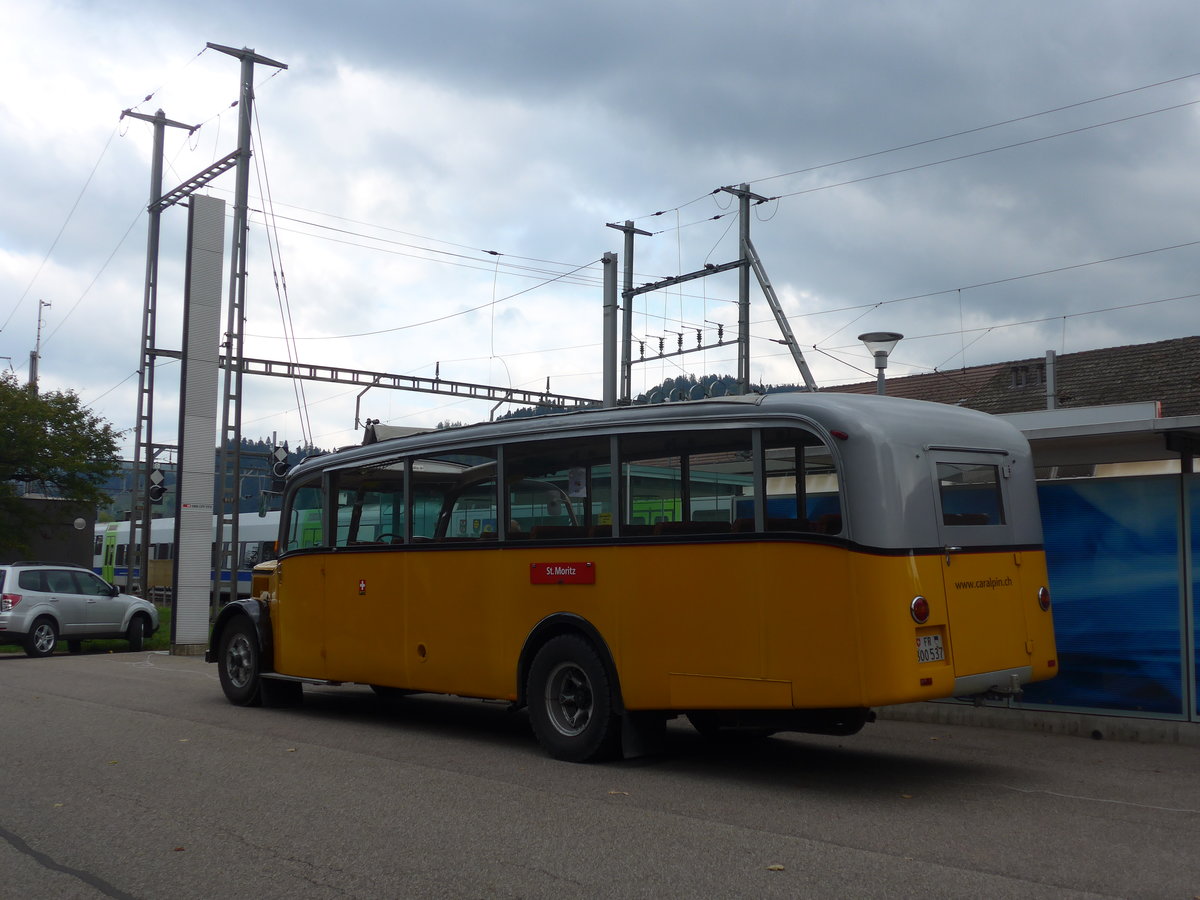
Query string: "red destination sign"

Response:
xmin=530 ymin=562 xmax=595 ymax=585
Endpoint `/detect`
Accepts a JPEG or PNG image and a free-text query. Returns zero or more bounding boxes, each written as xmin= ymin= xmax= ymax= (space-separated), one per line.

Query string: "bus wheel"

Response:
xmin=24 ymin=617 xmax=58 ymax=658
xmin=527 ymin=635 xmax=620 ymax=763
xmin=218 ymin=617 xmax=263 ymax=707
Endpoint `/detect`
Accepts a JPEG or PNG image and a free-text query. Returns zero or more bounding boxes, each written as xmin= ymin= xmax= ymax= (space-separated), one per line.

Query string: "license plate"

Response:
xmin=916 ymin=633 xmax=945 ymax=663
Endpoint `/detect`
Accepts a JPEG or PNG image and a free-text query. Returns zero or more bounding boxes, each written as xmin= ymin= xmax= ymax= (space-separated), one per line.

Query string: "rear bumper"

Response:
xmin=953 ymin=666 xmax=1032 ymax=697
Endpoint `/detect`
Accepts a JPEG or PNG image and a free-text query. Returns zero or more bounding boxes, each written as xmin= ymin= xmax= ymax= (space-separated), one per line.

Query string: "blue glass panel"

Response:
xmin=1021 ymin=477 xmax=1183 ymax=715
xmin=1190 ymin=474 xmax=1200 ymax=719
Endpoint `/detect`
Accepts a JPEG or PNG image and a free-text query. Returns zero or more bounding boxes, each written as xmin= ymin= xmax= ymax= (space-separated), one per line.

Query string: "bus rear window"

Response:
xmin=937 ymin=462 xmax=1005 ymax=526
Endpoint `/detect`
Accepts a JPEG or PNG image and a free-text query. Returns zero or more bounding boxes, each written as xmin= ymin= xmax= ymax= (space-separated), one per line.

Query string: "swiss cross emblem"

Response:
xmin=358 ymin=579 xmax=367 ymax=594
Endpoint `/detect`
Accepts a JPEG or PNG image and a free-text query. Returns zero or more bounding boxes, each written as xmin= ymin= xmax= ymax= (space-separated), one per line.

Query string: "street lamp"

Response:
xmin=858 ymin=331 xmax=903 ymax=396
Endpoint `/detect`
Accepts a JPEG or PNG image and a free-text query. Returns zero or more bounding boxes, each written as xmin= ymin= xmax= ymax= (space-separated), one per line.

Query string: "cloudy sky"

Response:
xmin=3 ymin=0 xmax=1199 ymax=456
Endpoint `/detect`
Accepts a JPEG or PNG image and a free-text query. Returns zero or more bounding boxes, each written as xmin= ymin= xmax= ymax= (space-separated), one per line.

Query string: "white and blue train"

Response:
xmin=94 ymin=512 xmax=281 ymax=601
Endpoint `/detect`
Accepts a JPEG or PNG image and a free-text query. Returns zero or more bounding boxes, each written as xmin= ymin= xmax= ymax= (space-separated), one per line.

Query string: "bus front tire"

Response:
xmin=527 ymin=635 xmax=620 ymax=763
xmin=217 ymin=617 xmax=263 ymax=707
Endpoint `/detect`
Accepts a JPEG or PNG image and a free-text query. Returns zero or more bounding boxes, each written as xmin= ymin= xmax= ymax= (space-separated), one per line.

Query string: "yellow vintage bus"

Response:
xmin=207 ymin=392 xmax=1057 ymax=761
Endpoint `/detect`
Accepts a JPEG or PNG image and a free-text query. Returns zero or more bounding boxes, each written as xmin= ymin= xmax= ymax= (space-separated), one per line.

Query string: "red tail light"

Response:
xmin=910 ymin=595 xmax=930 ymax=624
xmin=1038 ymin=586 xmax=1051 ymax=611
xmin=1 ymin=592 xmax=21 ymax=612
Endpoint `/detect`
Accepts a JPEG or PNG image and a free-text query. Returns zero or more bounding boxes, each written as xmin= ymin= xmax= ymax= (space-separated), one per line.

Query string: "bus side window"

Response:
xmin=687 ymin=439 xmax=753 ymax=533
xmin=621 ymin=429 xmax=754 ymax=534
xmin=408 ymin=448 xmax=497 ymax=542
xmin=284 ymin=478 xmax=326 ymax=551
xmin=760 ymin=428 xmax=843 ymax=534
xmin=334 ymin=460 xmax=406 ymax=546
xmin=505 ymin=434 xmax=610 ymax=538
xmin=443 ymin=480 xmax=500 ymax=540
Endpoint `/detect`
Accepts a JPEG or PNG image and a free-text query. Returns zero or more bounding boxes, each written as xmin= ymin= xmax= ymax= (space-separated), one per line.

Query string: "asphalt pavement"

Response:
xmin=1 ymin=648 xmax=1198 ymax=899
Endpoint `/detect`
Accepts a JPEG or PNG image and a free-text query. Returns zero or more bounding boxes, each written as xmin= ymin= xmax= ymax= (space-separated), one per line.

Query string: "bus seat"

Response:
xmin=619 ymin=524 xmax=657 ymax=536
xmin=943 ymin=513 xmax=990 ymax=526
xmin=815 ymin=514 xmax=843 ymax=534
xmin=765 ymin=518 xmax=810 ymax=532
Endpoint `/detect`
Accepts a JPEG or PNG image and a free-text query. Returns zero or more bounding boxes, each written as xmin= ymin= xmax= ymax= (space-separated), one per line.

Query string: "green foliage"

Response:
xmin=0 ymin=371 xmax=121 ymax=549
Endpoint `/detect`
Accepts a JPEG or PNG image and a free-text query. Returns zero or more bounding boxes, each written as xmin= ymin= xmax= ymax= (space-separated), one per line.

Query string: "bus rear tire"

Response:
xmin=527 ymin=635 xmax=620 ymax=763
xmin=217 ymin=617 xmax=263 ymax=707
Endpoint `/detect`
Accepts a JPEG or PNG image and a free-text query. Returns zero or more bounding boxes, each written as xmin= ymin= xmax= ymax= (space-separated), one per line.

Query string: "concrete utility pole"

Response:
xmin=605 ymin=220 xmax=651 ymax=404
xmin=732 ymin=185 xmax=758 ymax=395
xmin=122 ymin=107 xmax=197 ymax=595
xmin=602 ymin=252 xmax=618 ymax=407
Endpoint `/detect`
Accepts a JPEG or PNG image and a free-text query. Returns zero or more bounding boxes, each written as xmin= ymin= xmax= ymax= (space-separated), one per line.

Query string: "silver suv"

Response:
xmin=0 ymin=562 xmax=159 ymax=658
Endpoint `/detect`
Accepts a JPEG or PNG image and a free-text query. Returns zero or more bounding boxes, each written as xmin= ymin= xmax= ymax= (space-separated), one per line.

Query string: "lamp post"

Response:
xmin=858 ymin=331 xmax=903 ymax=395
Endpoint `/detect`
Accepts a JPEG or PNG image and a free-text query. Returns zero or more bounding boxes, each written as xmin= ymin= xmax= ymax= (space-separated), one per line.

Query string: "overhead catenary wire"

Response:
xmin=748 ymin=288 xmax=1200 ymax=384
xmin=18 ymin=51 xmax=1200 ymax=448
xmin=247 ymin=257 xmax=603 ymax=342
xmin=749 ymin=70 xmax=1200 ymax=188
xmin=252 ymin=102 xmax=313 ymax=448
xmin=766 ymin=97 xmax=1200 ymax=204
xmin=1 ymin=124 xmax=121 ymax=335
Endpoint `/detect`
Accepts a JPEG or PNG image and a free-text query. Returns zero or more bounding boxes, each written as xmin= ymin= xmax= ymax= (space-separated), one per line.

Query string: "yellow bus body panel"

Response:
xmin=266 ymin=540 xmax=1056 ymax=710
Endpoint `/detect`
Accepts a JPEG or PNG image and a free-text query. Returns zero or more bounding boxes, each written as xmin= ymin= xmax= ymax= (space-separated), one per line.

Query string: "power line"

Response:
xmin=744 ymin=236 xmax=1200 ymax=333
xmin=244 ymin=257 xmax=602 ymax=342
xmin=751 ymin=70 xmax=1200 ymax=188
xmin=1 ymin=124 xmax=120 ymax=334
xmin=769 ymin=98 xmax=1200 ymax=204
xmin=620 ymin=71 xmax=1200 ymax=231
xmin=750 ymin=288 xmax=1200 ymax=383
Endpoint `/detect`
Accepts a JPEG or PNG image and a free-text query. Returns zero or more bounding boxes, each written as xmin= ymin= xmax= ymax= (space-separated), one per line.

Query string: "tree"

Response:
xmin=0 ymin=371 xmax=121 ymax=550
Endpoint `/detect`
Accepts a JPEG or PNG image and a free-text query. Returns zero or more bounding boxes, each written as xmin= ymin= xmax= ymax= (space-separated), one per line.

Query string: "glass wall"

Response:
xmin=1021 ymin=476 xmax=1186 ymax=717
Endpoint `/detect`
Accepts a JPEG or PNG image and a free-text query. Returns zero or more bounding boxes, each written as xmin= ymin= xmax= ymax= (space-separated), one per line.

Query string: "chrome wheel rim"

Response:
xmin=33 ymin=624 xmax=56 ymax=654
xmin=225 ymin=633 xmax=254 ymax=688
xmin=544 ymin=661 xmax=592 ymax=737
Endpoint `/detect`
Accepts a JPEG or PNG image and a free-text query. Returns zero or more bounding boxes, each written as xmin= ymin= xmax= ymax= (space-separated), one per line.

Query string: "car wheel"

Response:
xmin=527 ymin=634 xmax=620 ymax=762
xmin=23 ymin=617 xmax=58 ymax=658
xmin=126 ymin=615 xmax=146 ymax=652
xmin=217 ymin=617 xmax=263 ymax=707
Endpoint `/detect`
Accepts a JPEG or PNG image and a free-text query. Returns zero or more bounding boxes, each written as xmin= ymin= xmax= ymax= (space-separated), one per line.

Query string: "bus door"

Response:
xmin=273 ymin=482 xmax=329 ymax=679
xmin=929 ymin=452 xmax=1031 ymax=680
xmin=322 ymin=467 xmax=409 ymax=686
